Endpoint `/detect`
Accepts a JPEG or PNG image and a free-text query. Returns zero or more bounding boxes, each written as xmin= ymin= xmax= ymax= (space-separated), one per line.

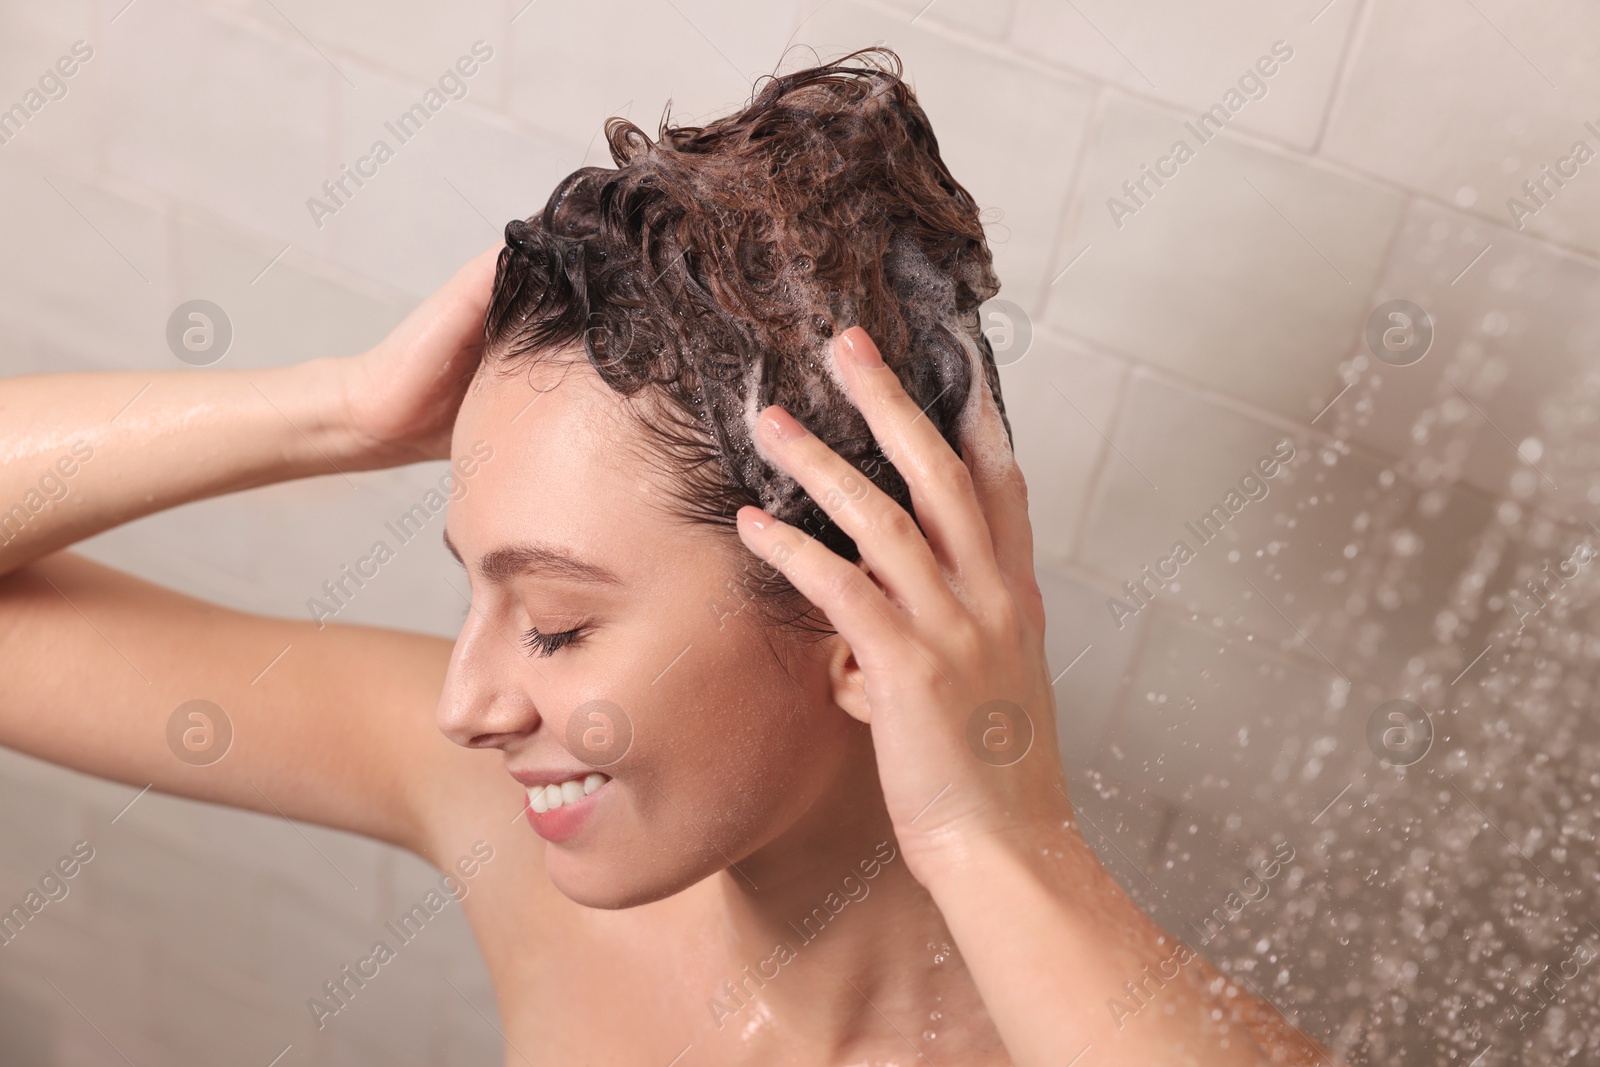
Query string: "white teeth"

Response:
xmin=526 ymin=773 xmax=611 ymax=814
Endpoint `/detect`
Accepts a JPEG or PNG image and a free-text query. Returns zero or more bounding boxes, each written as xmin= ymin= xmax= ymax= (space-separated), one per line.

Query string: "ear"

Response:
xmin=823 ymin=631 xmax=871 ymax=725
xmin=822 ymin=557 xmax=877 ymax=725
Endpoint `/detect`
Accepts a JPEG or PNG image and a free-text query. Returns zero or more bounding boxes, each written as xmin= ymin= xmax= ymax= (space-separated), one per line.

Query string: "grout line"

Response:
xmin=32 ymin=0 xmax=1600 ymax=313
xmin=1061 ymin=349 xmax=1133 ymax=564
xmin=1083 ymin=570 xmax=1158 ymax=764
xmin=1031 ymin=82 xmax=1108 ymax=318
xmin=1309 ymin=0 xmax=1377 ymax=155
xmin=853 ymin=0 xmax=1102 ymax=86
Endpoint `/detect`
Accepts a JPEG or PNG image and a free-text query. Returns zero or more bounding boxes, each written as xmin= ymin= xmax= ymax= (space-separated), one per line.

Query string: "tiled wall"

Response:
xmin=3 ymin=0 xmax=1597 ymax=1063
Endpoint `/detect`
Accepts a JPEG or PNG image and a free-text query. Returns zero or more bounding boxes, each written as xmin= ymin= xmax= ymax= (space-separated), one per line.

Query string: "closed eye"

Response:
xmin=521 ymin=625 xmax=587 ymax=658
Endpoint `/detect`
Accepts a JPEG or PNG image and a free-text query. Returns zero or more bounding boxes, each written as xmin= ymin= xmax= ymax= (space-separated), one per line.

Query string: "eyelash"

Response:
xmin=520 ymin=625 xmax=587 ymax=658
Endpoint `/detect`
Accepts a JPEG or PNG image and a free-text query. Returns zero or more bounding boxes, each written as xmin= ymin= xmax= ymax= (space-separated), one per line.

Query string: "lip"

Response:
xmin=509 ymin=766 xmax=605 ymax=790
xmin=521 ymin=783 xmax=606 ymax=842
xmin=509 ymin=766 xmax=610 ymax=844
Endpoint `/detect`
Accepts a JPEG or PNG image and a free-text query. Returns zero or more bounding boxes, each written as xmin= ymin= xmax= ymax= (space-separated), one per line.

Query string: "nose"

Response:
xmin=436 ymin=605 xmax=541 ymax=749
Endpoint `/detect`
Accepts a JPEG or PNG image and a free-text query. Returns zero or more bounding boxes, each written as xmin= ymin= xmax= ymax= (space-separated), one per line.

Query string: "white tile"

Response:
xmin=867 ymin=0 xmax=1017 ymax=39
xmin=1037 ymin=563 xmax=1147 ymax=764
xmin=102 ymin=2 xmax=337 ymax=252
xmin=1331 ymin=199 xmax=1600 ymax=518
xmin=0 ymin=309 xmax=96 ymax=378
xmin=0 ymin=157 xmax=169 ymax=369
xmin=100 ymin=789 xmax=394 ymax=923
xmin=1044 ymin=95 xmax=1406 ymax=422
xmin=1096 ymin=610 xmax=1351 ymax=840
xmin=229 ymin=0 xmax=505 ymax=105
xmin=0 ymin=912 xmax=156 ymax=1041
xmin=1010 ymin=0 xmax=1360 ymax=149
xmin=0 ymin=765 xmax=96 ymax=876
xmin=326 ymin=66 xmax=577 ymax=296
xmin=507 ymin=0 xmax=796 ymax=151
xmin=1076 ymin=369 xmax=1301 ymax=610
xmin=0 ymin=1 xmax=101 ymax=171
xmin=173 ymin=215 xmax=413 ymax=369
xmin=1323 ymin=0 xmax=1600 ymax=257
xmin=1078 ymin=372 xmax=1447 ymax=676
xmin=1001 ymin=334 xmax=1127 ymax=566
xmin=0 ymin=748 xmax=131 ymax=810
xmin=0 ymin=977 xmax=53 ymax=1066
xmin=144 ymin=962 xmax=289 ymax=1065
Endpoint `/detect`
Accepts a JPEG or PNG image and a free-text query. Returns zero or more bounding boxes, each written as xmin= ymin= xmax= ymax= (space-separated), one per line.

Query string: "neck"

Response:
xmin=704 ymin=740 xmax=1003 ymax=1062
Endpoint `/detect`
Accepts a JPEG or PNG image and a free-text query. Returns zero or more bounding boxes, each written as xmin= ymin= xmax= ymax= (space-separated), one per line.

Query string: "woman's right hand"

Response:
xmin=337 ymin=243 xmax=504 ymax=467
xmin=0 ymin=243 xmax=506 ymax=578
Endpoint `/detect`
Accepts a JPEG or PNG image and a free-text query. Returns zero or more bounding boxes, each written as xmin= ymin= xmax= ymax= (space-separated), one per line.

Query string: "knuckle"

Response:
xmin=939 ymin=453 xmax=976 ymax=495
xmin=875 ymin=505 xmax=920 ymax=543
xmin=943 ymin=611 xmax=987 ymax=664
xmin=989 ymin=598 xmax=1026 ymax=646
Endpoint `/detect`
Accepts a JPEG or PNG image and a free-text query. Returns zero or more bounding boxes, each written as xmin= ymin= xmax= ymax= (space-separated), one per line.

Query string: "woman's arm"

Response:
xmin=0 ymin=247 xmax=520 ymax=858
xmin=0 ymin=360 xmax=353 ymax=575
xmin=0 ymin=552 xmax=503 ymax=855
xmin=917 ymin=828 xmax=1331 ymax=1065
xmin=735 ymin=325 xmax=1337 ymax=1066
xmin=0 ymin=249 xmax=499 ymax=579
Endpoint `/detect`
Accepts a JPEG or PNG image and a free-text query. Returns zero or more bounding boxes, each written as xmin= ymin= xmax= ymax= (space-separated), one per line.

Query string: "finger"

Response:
xmin=734 ymin=505 xmax=934 ymax=679
xmin=962 ymin=362 xmax=1043 ymax=626
xmin=830 ymin=327 xmax=1009 ymax=605
xmin=395 ymin=245 xmax=503 ymax=370
xmin=753 ymin=405 xmax=963 ymax=622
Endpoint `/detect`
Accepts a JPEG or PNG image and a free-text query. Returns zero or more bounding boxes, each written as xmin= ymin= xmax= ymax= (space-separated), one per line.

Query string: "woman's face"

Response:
xmin=439 ymin=355 xmax=864 ymax=908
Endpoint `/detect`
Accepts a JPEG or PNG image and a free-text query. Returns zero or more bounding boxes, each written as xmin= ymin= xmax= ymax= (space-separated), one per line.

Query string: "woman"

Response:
xmin=0 ymin=51 xmax=1332 ymax=1065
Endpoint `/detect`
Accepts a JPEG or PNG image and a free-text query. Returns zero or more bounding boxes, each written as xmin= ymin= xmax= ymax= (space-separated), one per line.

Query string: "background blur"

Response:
xmin=3 ymin=0 xmax=1599 ymax=1063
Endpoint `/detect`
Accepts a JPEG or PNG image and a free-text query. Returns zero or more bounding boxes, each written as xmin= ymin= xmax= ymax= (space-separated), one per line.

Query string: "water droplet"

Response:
xmin=1390 ymin=529 xmax=1423 ymax=557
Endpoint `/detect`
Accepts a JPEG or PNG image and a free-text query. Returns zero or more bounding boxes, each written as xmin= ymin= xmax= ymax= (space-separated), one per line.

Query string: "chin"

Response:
xmin=542 ymin=839 xmax=732 ymax=910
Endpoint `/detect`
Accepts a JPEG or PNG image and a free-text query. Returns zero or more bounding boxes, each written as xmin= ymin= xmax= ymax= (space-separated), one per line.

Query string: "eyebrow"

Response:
xmin=442 ymin=529 xmax=623 ymax=586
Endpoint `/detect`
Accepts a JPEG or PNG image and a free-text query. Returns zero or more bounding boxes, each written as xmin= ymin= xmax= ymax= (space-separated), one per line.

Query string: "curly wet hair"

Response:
xmin=483 ymin=47 xmax=1011 ymax=631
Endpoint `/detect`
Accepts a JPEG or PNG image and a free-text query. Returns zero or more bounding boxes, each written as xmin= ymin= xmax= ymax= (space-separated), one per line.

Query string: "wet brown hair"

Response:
xmin=484 ymin=48 xmax=1011 ymax=630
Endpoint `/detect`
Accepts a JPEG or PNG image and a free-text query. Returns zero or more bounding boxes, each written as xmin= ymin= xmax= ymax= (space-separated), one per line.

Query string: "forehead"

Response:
xmin=447 ymin=356 xmax=716 ymax=580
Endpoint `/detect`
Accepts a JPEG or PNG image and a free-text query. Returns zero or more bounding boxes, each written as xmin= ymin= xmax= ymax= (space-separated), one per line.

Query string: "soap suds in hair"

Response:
xmin=482 ymin=47 xmax=1013 ymax=623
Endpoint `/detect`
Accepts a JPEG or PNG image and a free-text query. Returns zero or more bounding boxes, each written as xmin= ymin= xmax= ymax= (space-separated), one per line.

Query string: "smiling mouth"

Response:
xmin=527 ymin=772 xmax=610 ymax=813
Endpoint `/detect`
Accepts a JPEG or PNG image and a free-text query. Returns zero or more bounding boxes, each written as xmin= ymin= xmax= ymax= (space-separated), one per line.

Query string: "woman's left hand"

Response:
xmin=338 ymin=244 xmax=502 ymax=467
xmin=735 ymin=325 xmax=1072 ymax=881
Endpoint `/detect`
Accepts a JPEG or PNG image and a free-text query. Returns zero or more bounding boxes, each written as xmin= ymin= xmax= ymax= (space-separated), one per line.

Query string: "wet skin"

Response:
xmin=0 ymin=247 xmax=1335 ymax=1066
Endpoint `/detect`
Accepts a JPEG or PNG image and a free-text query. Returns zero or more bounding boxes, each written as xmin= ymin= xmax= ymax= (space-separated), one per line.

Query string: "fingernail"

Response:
xmin=762 ymin=405 xmax=807 ymax=442
xmin=742 ymin=506 xmax=773 ymax=531
xmin=838 ymin=328 xmax=883 ymax=368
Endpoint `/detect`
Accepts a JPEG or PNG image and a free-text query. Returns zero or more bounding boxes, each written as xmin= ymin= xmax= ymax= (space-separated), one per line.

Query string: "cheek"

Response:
xmin=652 ymin=634 xmax=818 ymax=769
xmin=546 ymin=623 xmax=848 ymax=906
xmin=631 ymin=623 xmax=845 ymax=820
